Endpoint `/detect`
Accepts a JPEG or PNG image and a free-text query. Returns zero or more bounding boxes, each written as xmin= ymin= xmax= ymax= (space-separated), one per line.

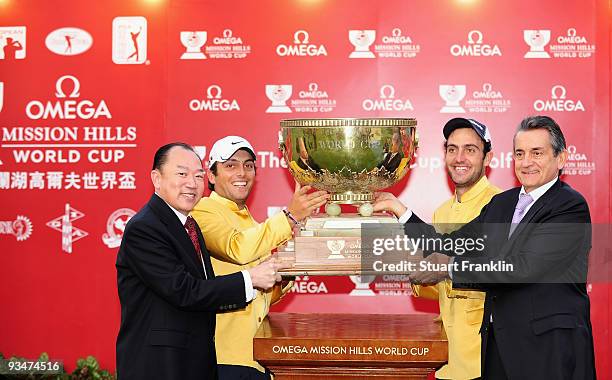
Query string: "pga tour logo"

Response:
xmin=112 ymin=16 xmax=147 ymax=64
xmin=276 ymin=30 xmax=327 ymax=57
xmin=450 ymin=30 xmax=501 ymax=57
xmin=533 ymin=85 xmax=585 ymax=112
xmin=265 ymin=85 xmax=292 ymax=113
xmin=362 ymin=85 xmax=414 ymax=112
xmin=189 ymin=85 xmax=240 ymax=112
xmin=25 ymin=75 xmax=112 ymax=120
xmin=45 ymin=27 xmax=93 ymax=56
xmin=439 ymin=85 xmax=466 ymax=113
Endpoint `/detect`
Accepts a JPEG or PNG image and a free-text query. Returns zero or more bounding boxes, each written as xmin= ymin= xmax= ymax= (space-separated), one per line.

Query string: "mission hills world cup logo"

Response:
xmin=180 ymin=31 xmax=207 ymax=59
xmin=265 ymin=85 xmax=292 ymax=113
xmin=523 ymin=30 xmax=551 ymax=58
xmin=348 ymin=30 xmax=376 ymax=58
xmin=349 ymin=275 xmax=376 ymax=296
xmin=439 ymin=85 xmax=466 ymax=113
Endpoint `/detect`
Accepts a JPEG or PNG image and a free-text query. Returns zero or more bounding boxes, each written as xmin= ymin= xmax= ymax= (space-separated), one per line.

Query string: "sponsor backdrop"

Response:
xmin=0 ymin=0 xmax=610 ymax=375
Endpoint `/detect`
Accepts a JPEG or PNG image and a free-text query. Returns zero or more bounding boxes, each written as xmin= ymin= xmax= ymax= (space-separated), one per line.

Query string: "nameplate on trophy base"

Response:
xmin=277 ymin=213 xmax=398 ymax=276
xmin=254 ymin=313 xmax=448 ymax=379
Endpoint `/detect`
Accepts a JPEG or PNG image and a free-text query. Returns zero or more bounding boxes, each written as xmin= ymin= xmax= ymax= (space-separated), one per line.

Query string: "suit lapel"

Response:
xmin=148 ymin=194 xmax=207 ymax=279
xmin=196 ymin=227 xmax=215 ymax=279
xmin=508 ymin=180 xmax=561 ymax=241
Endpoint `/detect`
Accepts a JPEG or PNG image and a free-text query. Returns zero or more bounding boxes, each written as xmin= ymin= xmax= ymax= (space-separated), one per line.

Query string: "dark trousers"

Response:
xmin=483 ymin=326 xmax=509 ymax=380
xmin=218 ymin=364 xmax=271 ymax=380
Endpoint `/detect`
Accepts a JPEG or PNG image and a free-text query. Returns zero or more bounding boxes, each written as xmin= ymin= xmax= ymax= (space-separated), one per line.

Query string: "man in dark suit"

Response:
xmin=377 ymin=131 xmax=404 ymax=173
xmin=374 ymin=116 xmax=595 ymax=379
xmin=116 ymin=142 xmax=286 ymax=380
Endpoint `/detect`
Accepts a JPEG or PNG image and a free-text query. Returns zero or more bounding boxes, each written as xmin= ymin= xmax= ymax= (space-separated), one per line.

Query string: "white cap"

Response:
xmin=208 ymin=136 xmax=256 ymax=168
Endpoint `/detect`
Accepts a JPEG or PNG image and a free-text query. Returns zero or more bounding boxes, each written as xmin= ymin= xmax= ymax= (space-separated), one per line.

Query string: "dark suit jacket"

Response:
xmin=116 ymin=194 xmax=247 ymax=380
xmin=406 ymin=180 xmax=595 ymax=379
xmin=377 ymin=152 xmax=403 ymax=173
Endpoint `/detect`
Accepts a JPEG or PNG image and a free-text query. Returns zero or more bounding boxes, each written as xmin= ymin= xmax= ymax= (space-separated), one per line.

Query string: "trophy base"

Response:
xmin=524 ymin=51 xmax=551 ymax=59
xmin=440 ymin=106 xmax=466 ymax=113
xmin=180 ymin=51 xmax=206 ymax=59
xmin=277 ymin=213 xmax=398 ymax=276
xmin=266 ymin=105 xmax=292 ymax=113
xmin=349 ymin=51 xmax=376 ymax=58
xmin=329 ymin=191 xmax=373 ymax=204
xmin=349 ymin=287 xmax=376 ymax=296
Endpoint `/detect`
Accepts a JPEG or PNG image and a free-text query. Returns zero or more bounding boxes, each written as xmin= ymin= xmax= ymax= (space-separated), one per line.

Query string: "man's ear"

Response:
xmin=483 ymin=151 xmax=493 ymax=167
xmin=151 ymin=169 xmax=161 ymax=191
xmin=207 ymin=170 xmax=216 ymax=185
xmin=557 ymin=149 xmax=568 ymax=170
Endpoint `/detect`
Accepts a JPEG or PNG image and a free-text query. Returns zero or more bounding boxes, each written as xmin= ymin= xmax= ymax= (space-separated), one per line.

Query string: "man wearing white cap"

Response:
xmin=191 ymin=136 xmax=329 ymax=379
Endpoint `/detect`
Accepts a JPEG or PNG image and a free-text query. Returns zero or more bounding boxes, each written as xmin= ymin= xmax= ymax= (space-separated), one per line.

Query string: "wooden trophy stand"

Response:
xmin=254 ymin=313 xmax=448 ymax=379
xmin=265 ymin=212 xmax=445 ymax=378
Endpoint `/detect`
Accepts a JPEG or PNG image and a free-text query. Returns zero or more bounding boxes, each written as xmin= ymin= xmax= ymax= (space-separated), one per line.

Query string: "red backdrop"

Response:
xmin=1 ymin=0 xmax=610 ymax=376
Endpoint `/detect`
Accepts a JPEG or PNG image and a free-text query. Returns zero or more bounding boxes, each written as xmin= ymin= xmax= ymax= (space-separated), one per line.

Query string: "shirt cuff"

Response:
xmin=398 ymin=209 xmax=413 ymax=224
xmin=241 ymin=270 xmax=257 ymax=302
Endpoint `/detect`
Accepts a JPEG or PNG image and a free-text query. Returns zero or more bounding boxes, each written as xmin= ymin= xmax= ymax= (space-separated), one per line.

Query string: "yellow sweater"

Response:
xmin=412 ymin=176 xmax=501 ymax=380
xmin=191 ymin=191 xmax=292 ymax=373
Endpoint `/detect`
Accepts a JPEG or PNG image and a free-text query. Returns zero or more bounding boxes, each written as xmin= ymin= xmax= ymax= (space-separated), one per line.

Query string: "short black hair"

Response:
xmin=152 ymin=142 xmax=198 ymax=171
xmin=208 ymin=162 xmax=218 ymax=191
xmin=516 ymin=116 xmax=566 ymax=156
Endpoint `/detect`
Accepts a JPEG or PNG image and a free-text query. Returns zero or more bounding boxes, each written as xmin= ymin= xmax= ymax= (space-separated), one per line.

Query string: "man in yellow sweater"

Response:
xmin=191 ymin=136 xmax=328 ymax=380
xmin=412 ymin=118 xmax=501 ymax=380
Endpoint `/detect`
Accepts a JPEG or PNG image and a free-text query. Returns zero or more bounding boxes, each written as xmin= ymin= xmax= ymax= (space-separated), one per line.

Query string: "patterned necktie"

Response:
xmin=509 ymin=193 xmax=534 ymax=236
xmin=185 ymin=216 xmax=203 ymax=263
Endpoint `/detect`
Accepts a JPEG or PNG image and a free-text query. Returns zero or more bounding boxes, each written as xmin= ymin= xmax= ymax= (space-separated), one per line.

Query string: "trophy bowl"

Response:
xmin=279 ymin=118 xmax=418 ymax=205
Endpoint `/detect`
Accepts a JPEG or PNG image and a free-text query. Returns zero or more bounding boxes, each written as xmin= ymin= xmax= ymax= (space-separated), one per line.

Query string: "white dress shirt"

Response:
xmin=155 ymin=193 xmax=255 ymax=302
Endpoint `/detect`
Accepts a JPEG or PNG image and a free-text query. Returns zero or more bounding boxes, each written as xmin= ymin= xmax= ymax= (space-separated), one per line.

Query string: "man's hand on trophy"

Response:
xmin=286 ymin=182 xmax=329 ymax=223
xmin=372 ymin=192 xmax=407 ymax=218
xmin=408 ymin=253 xmax=451 ymax=286
xmin=248 ymin=257 xmax=291 ymax=290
